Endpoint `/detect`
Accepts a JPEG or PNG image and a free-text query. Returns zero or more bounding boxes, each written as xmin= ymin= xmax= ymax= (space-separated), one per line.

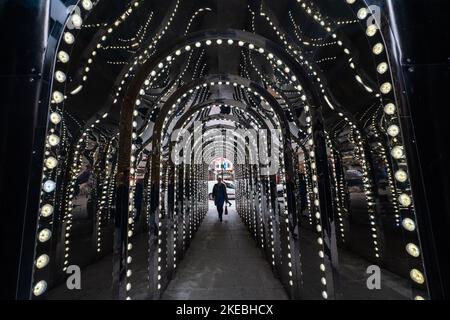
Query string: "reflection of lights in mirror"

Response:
xmin=2 ymin=0 xmax=441 ymax=302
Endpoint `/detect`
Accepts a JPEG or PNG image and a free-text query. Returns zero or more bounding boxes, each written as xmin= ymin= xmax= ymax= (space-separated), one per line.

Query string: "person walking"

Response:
xmin=212 ymin=177 xmax=229 ymax=222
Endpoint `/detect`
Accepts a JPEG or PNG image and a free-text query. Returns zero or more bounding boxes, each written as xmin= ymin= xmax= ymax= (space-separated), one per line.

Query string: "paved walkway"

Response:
xmin=161 ymin=201 xmax=289 ymax=300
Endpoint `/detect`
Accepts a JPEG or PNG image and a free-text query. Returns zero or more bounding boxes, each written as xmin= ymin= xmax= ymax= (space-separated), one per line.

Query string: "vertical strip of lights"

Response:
xmin=124 ymin=108 xmax=142 ymax=300
xmin=351 ymin=128 xmax=380 ymax=259
xmin=304 ymin=156 xmax=313 ymax=225
xmin=31 ymin=0 xmax=94 ymax=298
xmin=325 ymin=135 xmax=346 ymax=242
xmin=173 ymin=145 xmax=179 ymax=271
xmin=370 ymin=117 xmax=401 ymax=226
xmin=182 ymin=157 xmax=187 ymax=252
xmin=304 ymin=114 xmax=329 ymax=299
xmin=264 ymin=140 xmax=276 ymax=268
xmin=257 ymin=144 xmax=265 ymax=248
xmin=95 ymin=142 xmax=114 ymax=253
xmin=64 ymin=131 xmax=96 ymax=272
xmin=345 ymin=0 xmax=428 ymax=299
xmin=252 ymin=164 xmax=258 ymax=239
xmin=276 ymin=129 xmax=295 ymax=288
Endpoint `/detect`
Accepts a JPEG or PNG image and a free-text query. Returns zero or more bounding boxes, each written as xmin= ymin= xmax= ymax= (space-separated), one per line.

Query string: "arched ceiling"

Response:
xmin=55 ymin=0 xmax=389 ymax=148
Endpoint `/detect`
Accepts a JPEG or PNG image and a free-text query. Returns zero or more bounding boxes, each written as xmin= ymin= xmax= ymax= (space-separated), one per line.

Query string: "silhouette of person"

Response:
xmin=212 ymin=177 xmax=229 ymax=222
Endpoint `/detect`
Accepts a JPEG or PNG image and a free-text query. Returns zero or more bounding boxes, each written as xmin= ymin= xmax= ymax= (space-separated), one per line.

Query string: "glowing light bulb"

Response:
xmin=384 ymin=103 xmax=396 ymax=115
xmin=395 ymin=169 xmax=408 ymax=182
xmin=402 ymin=218 xmax=416 ymax=231
xmin=357 ymin=8 xmax=368 ymax=19
xmin=33 ymin=280 xmax=47 ymax=296
xmin=380 ymin=82 xmax=392 ymax=94
xmin=391 ymin=146 xmax=404 ymax=159
xmin=38 ymin=228 xmax=52 ymax=242
xmin=41 ymin=204 xmax=54 ymax=217
xmin=52 ymin=91 xmax=64 ymax=103
xmin=410 ymin=269 xmax=425 ymax=284
xmin=377 ymin=62 xmax=388 ymax=74
xmin=366 ymin=24 xmax=377 ymax=37
xmin=43 ymin=180 xmax=56 ymax=193
xmin=63 ymin=32 xmax=74 ymax=44
xmin=81 ymin=0 xmax=93 ymax=10
xmin=398 ymin=193 xmax=412 ymax=207
xmin=36 ymin=254 xmax=50 ymax=269
xmin=50 ymin=112 xmax=62 ymax=124
xmin=387 ymin=124 xmax=400 ymax=137
xmin=58 ymin=51 xmax=69 ymax=63
xmin=406 ymin=243 xmax=420 ymax=257
xmin=71 ymin=14 xmax=83 ymax=28
xmin=45 ymin=156 xmax=58 ymax=169
xmin=55 ymin=71 xmax=66 ymax=83
xmin=48 ymin=134 xmax=60 ymax=147
xmin=372 ymin=43 xmax=384 ymax=55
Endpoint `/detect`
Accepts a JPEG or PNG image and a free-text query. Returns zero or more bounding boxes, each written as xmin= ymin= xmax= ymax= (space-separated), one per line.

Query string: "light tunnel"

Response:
xmin=1 ymin=0 xmax=449 ymax=302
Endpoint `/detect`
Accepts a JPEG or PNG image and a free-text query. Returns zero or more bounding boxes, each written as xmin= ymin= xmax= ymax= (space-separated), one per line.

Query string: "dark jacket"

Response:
xmin=212 ymin=182 xmax=228 ymax=207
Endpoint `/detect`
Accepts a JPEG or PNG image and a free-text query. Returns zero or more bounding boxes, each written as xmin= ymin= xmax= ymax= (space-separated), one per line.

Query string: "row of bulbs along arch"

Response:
xmin=31 ymin=0 xmax=428 ymax=300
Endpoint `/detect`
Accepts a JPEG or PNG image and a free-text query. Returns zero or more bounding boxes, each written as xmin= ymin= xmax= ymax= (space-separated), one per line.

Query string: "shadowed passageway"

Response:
xmin=162 ymin=201 xmax=288 ymax=300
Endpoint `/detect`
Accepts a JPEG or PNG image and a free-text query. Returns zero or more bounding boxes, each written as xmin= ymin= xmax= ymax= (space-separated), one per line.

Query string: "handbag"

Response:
xmin=224 ymin=200 xmax=231 ymax=215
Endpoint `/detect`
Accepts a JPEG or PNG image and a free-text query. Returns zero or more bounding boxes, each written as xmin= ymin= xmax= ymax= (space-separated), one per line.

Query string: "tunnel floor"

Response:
xmin=161 ymin=201 xmax=289 ymax=300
